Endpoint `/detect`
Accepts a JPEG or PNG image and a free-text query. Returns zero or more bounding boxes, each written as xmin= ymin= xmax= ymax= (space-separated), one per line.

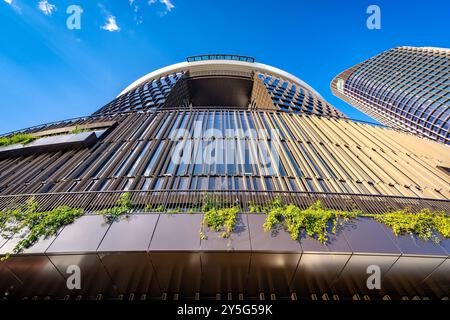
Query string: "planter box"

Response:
xmin=0 ymin=213 xmax=448 ymax=299
xmin=0 ymin=132 xmax=98 ymax=159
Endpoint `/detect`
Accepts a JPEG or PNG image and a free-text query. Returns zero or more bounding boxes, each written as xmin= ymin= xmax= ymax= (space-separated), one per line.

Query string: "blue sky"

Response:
xmin=1 ymin=0 xmax=449 ymax=134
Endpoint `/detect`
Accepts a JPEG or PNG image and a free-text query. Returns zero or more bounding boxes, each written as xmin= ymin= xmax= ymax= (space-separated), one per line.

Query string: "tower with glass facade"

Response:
xmin=331 ymin=46 xmax=450 ymax=144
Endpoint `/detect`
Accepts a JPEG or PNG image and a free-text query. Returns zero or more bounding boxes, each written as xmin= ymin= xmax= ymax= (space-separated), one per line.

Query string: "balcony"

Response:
xmin=0 ymin=190 xmax=448 ymax=300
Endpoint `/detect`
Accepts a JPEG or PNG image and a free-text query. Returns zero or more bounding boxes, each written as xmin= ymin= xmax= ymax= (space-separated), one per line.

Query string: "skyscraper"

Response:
xmin=331 ymin=46 xmax=450 ymax=144
xmin=0 ymin=55 xmax=449 ymax=300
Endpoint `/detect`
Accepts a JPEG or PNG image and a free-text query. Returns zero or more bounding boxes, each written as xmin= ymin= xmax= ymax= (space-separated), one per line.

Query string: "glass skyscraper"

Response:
xmin=331 ymin=46 xmax=450 ymax=144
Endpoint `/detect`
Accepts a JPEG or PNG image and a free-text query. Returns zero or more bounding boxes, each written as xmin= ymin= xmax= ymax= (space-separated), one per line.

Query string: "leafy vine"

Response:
xmin=262 ymin=198 xmax=449 ymax=244
xmin=99 ymin=192 xmax=133 ymax=222
xmin=0 ymin=133 xmax=37 ymax=147
xmin=201 ymin=206 xmax=240 ymax=239
xmin=0 ymin=197 xmax=84 ymax=260
xmin=262 ymin=199 xmax=359 ymax=243
xmin=364 ymin=208 xmax=450 ymax=243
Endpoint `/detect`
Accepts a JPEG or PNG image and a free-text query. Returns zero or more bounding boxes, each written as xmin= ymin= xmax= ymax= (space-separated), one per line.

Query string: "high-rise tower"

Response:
xmin=331 ymin=46 xmax=450 ymax=144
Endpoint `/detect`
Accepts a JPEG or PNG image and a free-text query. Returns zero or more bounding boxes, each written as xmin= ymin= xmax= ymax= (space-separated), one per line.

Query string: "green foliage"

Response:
xmin=365 ymin=208 xmax=450 ymax=243
xmin=0 ymin=133 xmax=37 ymax=147
xmin=248 ymin=204 xmax=260 ymax=213
xmin=202 ymin=206 xmax=240 ymax=239
xmin=0 ymin=128 xmax=93 ymax=149
xmin=0 ymin=197 xmax=84 ymax=260
xmin=201 ymin=193 xmax=220 ymax=212
xmin=70 ymin=126 xmax=89 ymax=134
xmin=263 ymin=200 xmax=359 ymax=243
xmin=249 ymin=196 xmax=283 ymax=213
xmin=249 ymin=203 xmax=267 ymax=213
xmin=262 ymin=199 xmax=449 ymax=244
xmin=145 ymin=204 xmax=165 ymax=212
xmin=167 ymin=208 xmax=183 ymax=214
xmin=268 ymin=196 xmax=284 ymax=210
xmin=99 ymin=192 xmax=132 ymax=222
xmin=143 ymin=204 xmax=201 ymax=214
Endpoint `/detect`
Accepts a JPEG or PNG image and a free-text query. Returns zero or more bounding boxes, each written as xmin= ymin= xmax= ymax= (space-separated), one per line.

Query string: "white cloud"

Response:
xmin=98 ymin=4 xmax=120 ymax=32
xmin=4 ymin=0 xmax=22 ymax=14
xmin=101 ymin=16 xmax=120 ymax=32
xmin=160 ymin=0 xmax=174 ymax=11
xmin=148 ymin=0 xmax=175 ymax=13
xmin=38 ymin=0 xmax=57 ymax=16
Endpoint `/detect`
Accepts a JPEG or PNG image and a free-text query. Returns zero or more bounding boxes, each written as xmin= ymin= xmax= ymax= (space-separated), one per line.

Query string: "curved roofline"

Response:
xmin=117 ymin=60 xmax=324 ymax=99
xmin=399 ymin=46 xmax=450 ymax=53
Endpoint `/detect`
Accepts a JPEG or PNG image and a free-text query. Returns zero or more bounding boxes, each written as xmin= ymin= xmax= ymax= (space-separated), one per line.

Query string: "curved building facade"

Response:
xmin=0 ymin=55 xmax=449 ymax=300
xmin=331 ymin=46 xmax=450 ymax=144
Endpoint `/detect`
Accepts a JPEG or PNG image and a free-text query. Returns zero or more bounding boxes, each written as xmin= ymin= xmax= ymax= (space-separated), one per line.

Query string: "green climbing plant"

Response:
xmin=0 ymin=128 xmax=94 ymax=149
xmin=0 ymin=197 xmax=84 ymax=261
xmin=249 ymin=196 xmax=284 ymax=214
xmin=69 ymin=126 xmax=90 ymax=135
xmin=261 ymin=198 xmax=449 ymax=244
xmin=365 ymin=208 xmax=450 ymax=243
xmin=201 ymin=193 xmax=216 ymax=212
xmin=144 ymin=203 xmax=165 ymax=212
xmin=0 ymin=133 xmax=37 ymax=147
xmin=202 ymin=206 xmax=240 ymax=239
xmin=99 ymin=192 xmax=133 ymax=222
xmin=263 ymin=200 xmax=359 ymax=243
xmin=167 ymin=208 xmax=183 ymax=214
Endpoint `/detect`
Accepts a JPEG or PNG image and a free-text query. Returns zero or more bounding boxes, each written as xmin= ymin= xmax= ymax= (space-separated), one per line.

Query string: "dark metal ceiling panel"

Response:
xmin=200 ymin=252 xmax=251 ymax=297
xmin=294 ymin=225 xmax=352 ymax=297
xmin=0 ymin=230 xmax=65 ymax=297
xmin=149 ymin=252 xmax=201 ymax=298
xmin=0 ymin=263 xmax=24 ymax=298
xmin=1 ymin=256 xmax=66 ymax=297
xmin=382 ymin=256 xmax=446 ymax=297
xmin=247 ymin=253 xmax=301 ymax=298
xmin=292 ymin=253 xmax=351 ymax=298
xmin=421 ymin=258 xmax=450 ymax=299
xmin=99 ymin=252 xmax=160 ymax=297
xmin=48 ymin=254 xmax=115 ymax=298
xmin=332 ymin=254 xmax=399 ymax=297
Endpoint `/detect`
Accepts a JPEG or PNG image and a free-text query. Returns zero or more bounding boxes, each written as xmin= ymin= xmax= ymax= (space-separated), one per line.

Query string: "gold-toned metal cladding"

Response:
xmin=1 ymin=111 xmax=448 ymax=199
